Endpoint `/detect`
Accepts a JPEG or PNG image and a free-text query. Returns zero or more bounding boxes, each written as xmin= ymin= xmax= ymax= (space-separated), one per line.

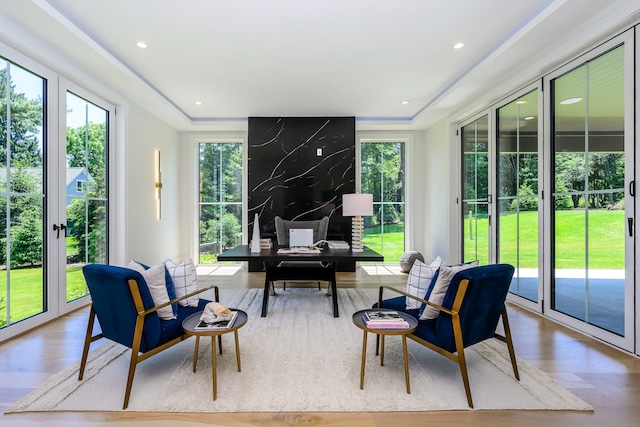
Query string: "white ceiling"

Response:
xmin=0 ymin=0 xmax=639 ymax=131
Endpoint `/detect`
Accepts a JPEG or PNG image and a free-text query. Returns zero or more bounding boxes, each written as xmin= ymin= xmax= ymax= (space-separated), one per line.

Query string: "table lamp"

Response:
xmin=342 ymin=193 xmax=373 ymax=252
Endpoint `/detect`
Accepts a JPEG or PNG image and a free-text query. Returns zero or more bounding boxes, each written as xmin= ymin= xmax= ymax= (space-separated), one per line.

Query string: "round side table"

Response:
xmin=352 ymin=309 xmax=418 ymax=393
xmin=182 ymin=309 xmax=248 ymax=400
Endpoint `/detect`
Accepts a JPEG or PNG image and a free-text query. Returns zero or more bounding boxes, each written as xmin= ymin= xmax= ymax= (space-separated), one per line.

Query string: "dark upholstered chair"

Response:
xmin=79 ymin=264 xmax=219 ymax=409
xmin=272 ymin=216 xmax=330 ymax=292
xmin=375 ymin=263 xmax=519 ymax=408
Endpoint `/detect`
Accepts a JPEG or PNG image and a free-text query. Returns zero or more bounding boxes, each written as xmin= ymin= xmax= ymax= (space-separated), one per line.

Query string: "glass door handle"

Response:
xmin=628 ymin=218 xmax=633 ymax=237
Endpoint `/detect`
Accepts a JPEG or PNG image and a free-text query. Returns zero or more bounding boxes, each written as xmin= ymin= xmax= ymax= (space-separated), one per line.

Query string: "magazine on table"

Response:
xmin=195 ymin=310 xmax=238 ymax=330
xmin=364 ymin=310 xmax=404 ymax=322
xmin=276 ymin=247 xmax=321 ymax=254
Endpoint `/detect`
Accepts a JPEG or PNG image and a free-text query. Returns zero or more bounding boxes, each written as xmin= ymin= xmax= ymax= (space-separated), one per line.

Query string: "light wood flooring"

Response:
xmin=2 ymin=265 xmax=640 ymax=427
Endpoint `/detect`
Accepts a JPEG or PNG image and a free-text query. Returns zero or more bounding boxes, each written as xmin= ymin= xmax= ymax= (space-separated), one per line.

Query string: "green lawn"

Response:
xmin=0 ymin=266 xmax=85 ymax=327
xmin=363 ymin=223 xmax=405 ymax=263
xmin=465 ymin=209 xmax=624 ymax=269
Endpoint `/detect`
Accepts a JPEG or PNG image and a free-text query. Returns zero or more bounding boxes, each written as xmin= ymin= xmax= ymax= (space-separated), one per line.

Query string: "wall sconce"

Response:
xmin=342 ymin=193 xmax=373 ymax=252
xmin=155 ymin=150 xmax=162 ymax=220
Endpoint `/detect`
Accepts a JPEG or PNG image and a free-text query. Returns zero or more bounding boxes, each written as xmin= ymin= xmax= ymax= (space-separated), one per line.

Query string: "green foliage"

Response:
xmin=554 ymin=178 xmax=572 ymax=209
xmin=200 ymin=213 xmax=242 ymax=251
xmin=0 ymin=67 xmax=43 ymax=167
xmin=9 ymin=207 xmax=42 ymax=267
xmin=509 ymin=184 xmax=538 ymax=212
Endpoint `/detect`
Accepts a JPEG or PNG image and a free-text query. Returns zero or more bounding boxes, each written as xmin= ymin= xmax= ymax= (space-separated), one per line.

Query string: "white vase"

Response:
xmin=250 ymin=213 xmax=261 ymax=252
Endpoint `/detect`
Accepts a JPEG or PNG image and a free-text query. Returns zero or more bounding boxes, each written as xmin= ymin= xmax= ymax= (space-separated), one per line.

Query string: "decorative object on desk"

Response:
xmin=400 ymin=251 xmax=425 ymax=273
xmin=260 ymin=238 xmax=272 ymax=249
xmin=9 ymin=288 xmax=592 ymax=414
xmin=342 ymin=193 xmax=373 ymax=252
xmin=251 ymin=213 xmax=261 ymax=253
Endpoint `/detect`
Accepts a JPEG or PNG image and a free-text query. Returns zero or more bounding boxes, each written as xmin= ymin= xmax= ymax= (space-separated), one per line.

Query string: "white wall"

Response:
xmin=124 ymin=102 xmax=181 ymax=265
xmin=423 ymin=117 xmax=456 ymax=263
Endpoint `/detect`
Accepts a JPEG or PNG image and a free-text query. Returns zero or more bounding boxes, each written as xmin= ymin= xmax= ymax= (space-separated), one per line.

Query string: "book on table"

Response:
xmin=364 ymin=310 xmax=410 ymax=329
xmin=365 ymin=320 xmax=411 ymax=329
xmin=195 ymin=311 xmax=238 ymax=330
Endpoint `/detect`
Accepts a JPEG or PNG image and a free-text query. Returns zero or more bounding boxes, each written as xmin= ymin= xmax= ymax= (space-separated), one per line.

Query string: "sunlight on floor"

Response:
xmin=197 ymin=265 xmax=242 ymax=276
xmin=361 ymin=264 xmax=406 ymax=276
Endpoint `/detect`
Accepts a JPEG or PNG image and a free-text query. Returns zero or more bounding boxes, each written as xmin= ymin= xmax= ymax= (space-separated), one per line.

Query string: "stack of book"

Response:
xmin=364 ymin=310 xmax=410 ymax=329
xmin=327 ymin=240 xmax=350 ymax=249
xmin=250 ymin=239 xmax=273 ymax=250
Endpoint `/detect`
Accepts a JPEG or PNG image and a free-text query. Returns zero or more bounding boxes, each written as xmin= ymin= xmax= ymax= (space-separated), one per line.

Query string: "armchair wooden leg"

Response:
xmin=123 ymin=315 xmax=145 ymax=409
xmin=453 ymin=316 xmax=473 ymax=408
xmin=501 ymin=307 xmax=520 ymax=381
xmin=78 ymin=306 xmax=96 ymax=380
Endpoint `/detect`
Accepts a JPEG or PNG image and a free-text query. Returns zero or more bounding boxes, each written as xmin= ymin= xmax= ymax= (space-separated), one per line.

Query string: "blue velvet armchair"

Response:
xmin=375 ymin=263 xmax=519 ymax=408
xmin=79 ymin=264 xmax=219 ymax=409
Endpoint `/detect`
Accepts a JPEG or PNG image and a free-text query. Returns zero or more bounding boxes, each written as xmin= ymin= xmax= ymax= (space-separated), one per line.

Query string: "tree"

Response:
xmin=555 ymin=153 xmax=585 ymax=208
xmin=0 ymin=168 xmax=42 ymax=266
xmin=9 ymin=207 xmax=42 ymax=267
xmin=0 ymin=67 xmax=43 ymax=167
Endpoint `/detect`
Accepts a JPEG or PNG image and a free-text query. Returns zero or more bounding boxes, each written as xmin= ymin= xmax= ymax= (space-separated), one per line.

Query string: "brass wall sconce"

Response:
xmin=155 ymin=150 xmax=162 ymax=220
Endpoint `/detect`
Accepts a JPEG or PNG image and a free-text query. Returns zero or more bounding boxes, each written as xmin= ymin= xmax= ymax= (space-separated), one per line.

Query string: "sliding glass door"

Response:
xmin=547 ymin=41 xmax=632 ymax=345
xmin=496 ymin=88 xmax=541 ymax=306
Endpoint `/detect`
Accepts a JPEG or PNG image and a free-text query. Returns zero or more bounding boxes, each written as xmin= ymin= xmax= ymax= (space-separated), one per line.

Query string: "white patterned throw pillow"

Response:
xmin=165 ymin=257 xmax=199 ymax=307
xmin=405 ymin=257 xmax=442 ymax=310
xmin=420 ymin=260 xmax=479 ymax=320
xmin=128 ymin=261 xmax=176 ymax=320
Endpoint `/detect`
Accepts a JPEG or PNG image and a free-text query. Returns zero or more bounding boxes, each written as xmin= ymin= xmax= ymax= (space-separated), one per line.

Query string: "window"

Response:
xmin=461 ymin=115 xmax=490 ymax=264
xmin=76 ymin=179 xmax=85 ymax=193
xmin=198 ymin=142 xmax=243 ymax=264
xmin=360 ymin=141 xmax=405 ymax=262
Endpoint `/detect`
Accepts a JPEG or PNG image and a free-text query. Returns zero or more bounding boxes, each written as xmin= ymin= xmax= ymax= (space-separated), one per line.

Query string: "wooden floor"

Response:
xmin=2 ymin=265 xmax=640 ymax=427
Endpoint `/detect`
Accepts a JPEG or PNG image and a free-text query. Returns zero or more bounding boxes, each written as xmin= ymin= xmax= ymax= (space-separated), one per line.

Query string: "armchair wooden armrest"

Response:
xmin=377 ymin=285 xmax=457 ymax=317
xmin=136 ymin=284 xmax=219 ymax=316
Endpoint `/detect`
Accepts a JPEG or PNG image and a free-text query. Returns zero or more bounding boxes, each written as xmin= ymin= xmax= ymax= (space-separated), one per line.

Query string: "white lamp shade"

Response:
xmin=342 ymin=193 xmax=373 ymax=216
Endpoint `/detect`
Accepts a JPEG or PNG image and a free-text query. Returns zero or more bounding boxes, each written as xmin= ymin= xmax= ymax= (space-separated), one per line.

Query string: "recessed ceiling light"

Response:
xmin=453 ymin=42 xmax=465 ymax=50
xmin=195 ymin=101 xmax=202 ymax=105
xmin=401 ymin=100 xmax=409 ymax=105
xmin=524 ymin=116 xmax=535 ymax=120
xmin=136 ymin=41 xmax=148 ymax=49
xmin=560 ymin=97 xmax=582 ymax=105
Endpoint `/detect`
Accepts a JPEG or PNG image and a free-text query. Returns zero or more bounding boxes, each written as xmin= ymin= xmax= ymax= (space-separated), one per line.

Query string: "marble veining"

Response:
xmin=248 ymin=117 xmax=355 ymax=241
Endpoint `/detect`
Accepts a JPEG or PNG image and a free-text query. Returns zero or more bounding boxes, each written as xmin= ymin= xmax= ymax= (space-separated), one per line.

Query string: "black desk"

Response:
xmin=217 ymin=245 xmax=383 ymax=317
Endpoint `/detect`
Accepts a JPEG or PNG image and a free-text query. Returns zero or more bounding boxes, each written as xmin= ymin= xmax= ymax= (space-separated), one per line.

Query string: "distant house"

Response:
xmin=65 ymin=167 xmax=93 ymax=206
xmin=0 ymin=167 xmax=93 ymax=206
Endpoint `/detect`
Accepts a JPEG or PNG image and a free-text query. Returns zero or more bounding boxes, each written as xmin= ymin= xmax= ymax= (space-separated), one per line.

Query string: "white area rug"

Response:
xmin=7 ymin=288 xmax=592 ymax=413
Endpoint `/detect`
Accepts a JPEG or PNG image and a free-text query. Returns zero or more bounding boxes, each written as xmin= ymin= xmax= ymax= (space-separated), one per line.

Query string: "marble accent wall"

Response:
xmin=248 ymin=117 xmax=355 ymax=244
